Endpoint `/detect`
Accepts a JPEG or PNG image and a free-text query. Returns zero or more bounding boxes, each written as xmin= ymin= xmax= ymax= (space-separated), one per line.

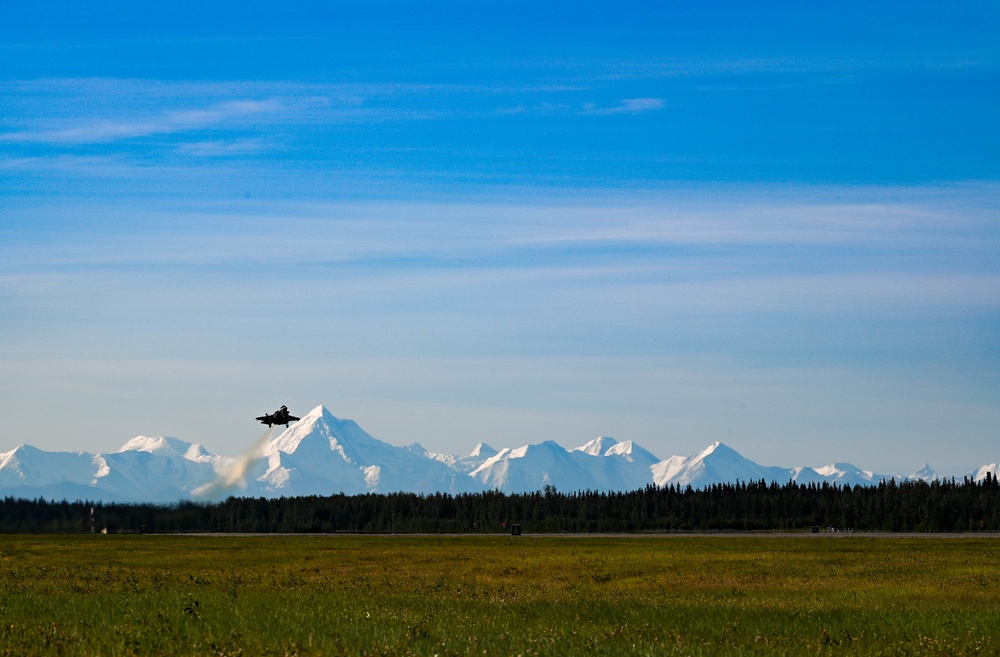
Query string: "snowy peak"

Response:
xmin=651 ymin=443 xmax=912 ymax=490
xmin=653 ymin=441 xmax=791 ymax=488
xmin=0 ymin=444 xmax=97 ymax=488
xmin=0 ymin=444 xmax=36 ymax=469
xmin=909 ymin=464 xmax=939 ymax=482
xmin=692 ymin=441 xmax=766 ymax=473
xmin=428 ymin=442 xmax=497 ymax=474
xmin=570 ymin=436 xmax=658 ymax=464
xmin=251 ymin=406 xmax=484 ymax=496
xmin=118 ymin=436 xmax=212 ymax=462
xmin=470 ymin=442 xmax=497 ymax=458
xmin=258 ymin=406 xmax=388 ymax=491
xmin=973 ymin=464 xmax=999 ymax=482
xmin=470 ymin=439 xmax=591 ymax=492
xmin=604 ymin=440 xmax=659 ymax=465
xmin=649 ymin=455 xmax=689 ymax=486
xmin=469 ymin=438 xmax=663 ymax=493
xmin=688 ymin=441 xmax=762 ymax=472
xmin=266 ymin=405 xmax=376 ymax=462
xmin=574 ymin=436 xmax=619 ymax=456
xmin=694 ymin=441 xmax=734 ymax=461
xmin=813 ymin=463 xmax=881 ymax=485
xmin=826 ymin=462 xmax=865 ymax=473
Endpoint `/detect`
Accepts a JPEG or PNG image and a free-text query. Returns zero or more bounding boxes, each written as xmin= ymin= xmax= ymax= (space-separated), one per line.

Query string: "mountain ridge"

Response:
xmin=0 ymin=405 xmax=993 ymax=503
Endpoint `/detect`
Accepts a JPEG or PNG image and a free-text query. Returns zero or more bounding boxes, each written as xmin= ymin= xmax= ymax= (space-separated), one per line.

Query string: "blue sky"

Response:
xmin=1 ymin=1 xmax=998 ymax=474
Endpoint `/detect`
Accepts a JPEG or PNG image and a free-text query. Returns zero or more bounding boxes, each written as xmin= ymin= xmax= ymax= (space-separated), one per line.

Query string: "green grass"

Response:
xmin=0 ymin=534 xmax=997 ymax=655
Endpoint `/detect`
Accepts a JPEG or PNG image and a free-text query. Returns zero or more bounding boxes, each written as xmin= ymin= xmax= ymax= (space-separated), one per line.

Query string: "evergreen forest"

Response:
xmin=2 ymin=476 xmax=998 ymax=534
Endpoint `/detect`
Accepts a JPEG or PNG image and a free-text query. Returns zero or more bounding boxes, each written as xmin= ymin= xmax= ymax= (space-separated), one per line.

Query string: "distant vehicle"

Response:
xmin=256 ymin=405 xmax=299 ymax=428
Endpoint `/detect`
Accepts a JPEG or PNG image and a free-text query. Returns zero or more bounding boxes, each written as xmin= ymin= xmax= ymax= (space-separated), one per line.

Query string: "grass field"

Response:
xmin=0 ymin=534 xmax=997 ymax=656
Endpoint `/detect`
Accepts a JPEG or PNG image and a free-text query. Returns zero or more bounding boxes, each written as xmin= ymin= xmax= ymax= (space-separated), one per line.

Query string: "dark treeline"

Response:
xmin=2 ymin=476 xmax=999 ymax=534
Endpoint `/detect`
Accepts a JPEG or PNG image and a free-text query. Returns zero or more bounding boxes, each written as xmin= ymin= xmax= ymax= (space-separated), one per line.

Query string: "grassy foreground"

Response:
xmin=0 ymin=534 xmax=997 ymax=656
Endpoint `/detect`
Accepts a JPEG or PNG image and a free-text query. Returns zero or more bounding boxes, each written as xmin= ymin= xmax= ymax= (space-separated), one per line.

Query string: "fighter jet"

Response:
xmin=256 ymin=405 xmax=299 ymax=428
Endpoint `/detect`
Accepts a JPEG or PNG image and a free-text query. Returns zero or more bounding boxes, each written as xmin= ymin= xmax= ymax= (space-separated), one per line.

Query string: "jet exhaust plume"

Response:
xmin=192 ymin=426 xmax=273 ymax=500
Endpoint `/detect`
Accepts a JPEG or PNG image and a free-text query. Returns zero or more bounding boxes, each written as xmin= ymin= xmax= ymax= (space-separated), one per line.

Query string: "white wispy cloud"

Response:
xmin=4 ymin=187 xmax=996 ymax=323
xmin=176 ymin=138 xmax=270 ymax=157
xmin=0 ymin=98 xmax=288 ymax=145
xmin=508 ymin=98 xmax=667 ymax=116
xmin=581 ymin=98 xmax=665 ymax=115
xmin=0 ymin=77 xmax=500 ymax=149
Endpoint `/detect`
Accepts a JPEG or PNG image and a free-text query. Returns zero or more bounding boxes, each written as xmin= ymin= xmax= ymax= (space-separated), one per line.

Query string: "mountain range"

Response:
xmin=0 ymin=405 xmax=995 ymax=504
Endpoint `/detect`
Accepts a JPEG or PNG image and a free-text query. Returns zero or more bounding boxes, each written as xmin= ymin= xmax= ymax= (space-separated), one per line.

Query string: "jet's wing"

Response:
xmin=286 ymin=415 xmax=300 ymax=422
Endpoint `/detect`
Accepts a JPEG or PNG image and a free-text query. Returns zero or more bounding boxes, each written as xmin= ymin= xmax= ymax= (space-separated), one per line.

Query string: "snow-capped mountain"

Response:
xmin=427 ymin=442 xmax=498 ymax=474
xmin=95 ymin=436 xmax=222 ymax=502
xmin=0 ymin=444 xmax=96 ymax=488
xmin=0 ymin=444 xmax=109 ymax=502
xmin=908 ymin=464 xmax=940 ymax=483
xmin=649 ymin=442 xmax=904 ymax=489
xmin=247 ymin=406 xmax=482 ymax=496
xmin=574 ymin=437 xmax=661 ymax=492
xmin=471 ymin=441 xmax=595 ymax=492
xmin=651 ymin=442 xmax=788 ymax=488
xmin=0 ymin=405 xmax=994 ymax=502
xmin=573 ymin=436 xmax=620 ymax=457
xmin=0 ymin=436 xmax=224 ymax=503
xmin=466 ymin=435 xmax=661 ymax=494
xmin=973 ymin=463 xmax=999 ymax=482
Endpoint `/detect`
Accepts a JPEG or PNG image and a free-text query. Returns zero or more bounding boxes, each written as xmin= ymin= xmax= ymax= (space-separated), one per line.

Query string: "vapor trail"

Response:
xmin=192 ymin=426 xmax=273 ymax=500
